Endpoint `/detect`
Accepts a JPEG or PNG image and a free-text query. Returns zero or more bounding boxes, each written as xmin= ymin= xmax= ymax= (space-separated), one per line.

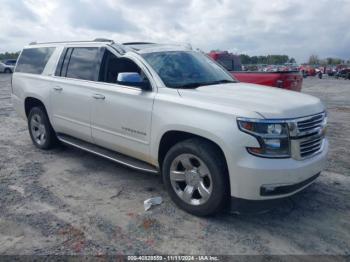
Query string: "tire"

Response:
xmin=28 ymin=106 xmax=57 ymax=149
xmin=162 ymin=138 xmax=229 ymax=216
xmin=4 ymin=68 xmax=12 ymax=73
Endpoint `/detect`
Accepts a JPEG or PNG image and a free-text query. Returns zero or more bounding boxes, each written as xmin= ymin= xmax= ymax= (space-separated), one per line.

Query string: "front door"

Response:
xmin=90 ymin=50 xmax=156 ymax=162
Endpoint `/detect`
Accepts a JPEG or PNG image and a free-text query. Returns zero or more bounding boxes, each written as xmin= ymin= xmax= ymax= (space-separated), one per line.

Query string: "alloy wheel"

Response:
xmin=169 ymin=153 xmax=213 ymax=206
xmin=30 ymin=114 xmax=47 ymax=146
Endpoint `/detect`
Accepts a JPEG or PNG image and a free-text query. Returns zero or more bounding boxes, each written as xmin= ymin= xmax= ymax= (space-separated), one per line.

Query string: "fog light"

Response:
xmin=263 ymin=185 xmax=276 ymax=192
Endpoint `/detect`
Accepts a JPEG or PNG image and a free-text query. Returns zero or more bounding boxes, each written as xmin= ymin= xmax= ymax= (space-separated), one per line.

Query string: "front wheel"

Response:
xmin=4 ymin=68 xmax=12 ymax=73
xmin=28 ymin=106 xmax=57 ymax=149
xmin=162 ymin=138 xmax=229 ymax=216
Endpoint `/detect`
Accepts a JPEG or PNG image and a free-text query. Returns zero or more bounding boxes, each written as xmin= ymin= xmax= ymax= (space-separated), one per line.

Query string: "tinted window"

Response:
xmin=55 ymin=48 xmax=73 ymax=77
xmin=217 ymin=57 xmax=234 ymax=71
xmin=65 ymin=47 xmax=100 ymax=81
xmin=99 ymin=50 xmax=150 ymax=89
xmin=16 ymin=47 xmax=55 ymax=74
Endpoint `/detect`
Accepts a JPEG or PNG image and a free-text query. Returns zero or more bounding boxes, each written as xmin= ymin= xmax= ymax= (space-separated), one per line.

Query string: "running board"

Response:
xmin=57 ymin=134 xmax=159 ymax=174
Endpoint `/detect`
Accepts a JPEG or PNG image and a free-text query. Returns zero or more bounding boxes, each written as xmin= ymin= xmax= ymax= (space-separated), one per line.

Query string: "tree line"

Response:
xmin=239 ymin=54 xmax=350 ymax=66
xmin=308 ymin=54 xmax=350 ymax=66
xmin=0 ymin=52 xmax=20 ymax=60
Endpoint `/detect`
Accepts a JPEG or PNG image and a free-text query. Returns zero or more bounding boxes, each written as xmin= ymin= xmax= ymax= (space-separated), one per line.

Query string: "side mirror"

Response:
xmin=117 ymin=72 xmax=150 ymax=90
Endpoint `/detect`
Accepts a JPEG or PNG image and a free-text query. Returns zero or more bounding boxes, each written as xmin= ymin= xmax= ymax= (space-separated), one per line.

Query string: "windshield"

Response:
xmin=141 ymin=51 xmax=237 ymax=88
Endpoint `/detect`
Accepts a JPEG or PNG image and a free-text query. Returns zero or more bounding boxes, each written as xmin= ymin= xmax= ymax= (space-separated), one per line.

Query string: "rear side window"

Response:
xmin=16 ymin=47 xmax=55 ymax=74
xmin=56 ymin=47 xmax=100 ymax=81
xmin=55 ymin=48 xmax=73 ymax=77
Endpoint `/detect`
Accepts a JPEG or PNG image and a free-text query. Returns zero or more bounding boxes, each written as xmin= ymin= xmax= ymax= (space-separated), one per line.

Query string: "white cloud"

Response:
xmin=0 ymin=0 xmax=349 ymax=62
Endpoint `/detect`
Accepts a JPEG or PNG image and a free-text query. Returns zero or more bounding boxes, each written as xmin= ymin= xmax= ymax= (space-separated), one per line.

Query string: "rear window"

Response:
xmin=217 ymin=56 xmax=234 ymax=71
xmin=16 ymin=47 xmax=55 ymax=74
xmin=215 ymin=55 xmax=242 ymax=71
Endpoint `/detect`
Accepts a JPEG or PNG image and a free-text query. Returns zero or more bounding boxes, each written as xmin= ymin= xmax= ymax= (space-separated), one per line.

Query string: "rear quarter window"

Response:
xmin=16 ymin=47 xmax=55 ymax=74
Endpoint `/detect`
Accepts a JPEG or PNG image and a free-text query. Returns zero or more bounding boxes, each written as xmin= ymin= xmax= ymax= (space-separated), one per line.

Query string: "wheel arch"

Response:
xmin=157 ymin=129 xmax=229 ymax=176
xmin=24 ymin=97 xmax=48 ymax=118
xmin=157 ymin=129 xmax=232 ymax=203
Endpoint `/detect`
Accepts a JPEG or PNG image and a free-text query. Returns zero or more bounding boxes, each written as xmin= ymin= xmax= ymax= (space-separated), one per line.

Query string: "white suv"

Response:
xmin=11 ymin=40 xmax=328 ymax=216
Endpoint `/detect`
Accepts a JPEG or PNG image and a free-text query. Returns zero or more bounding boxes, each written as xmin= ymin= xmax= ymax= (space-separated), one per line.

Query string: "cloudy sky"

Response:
xmin=0 ymin=0 xmax=349 ymax=62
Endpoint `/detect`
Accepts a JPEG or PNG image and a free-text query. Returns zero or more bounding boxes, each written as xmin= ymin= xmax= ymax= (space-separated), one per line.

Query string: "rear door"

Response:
xmin=50 ymin=46 xmax=103 ymax=142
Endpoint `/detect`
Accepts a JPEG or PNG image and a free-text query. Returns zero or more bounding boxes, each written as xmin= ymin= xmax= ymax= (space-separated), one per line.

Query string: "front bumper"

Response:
xmin=260 ymin=172 xmax=320 ymax=196
xmin=227 ymin=138 xmax=328 ymax=200
xmin=230 ymin=173 xmax=320 ymax=214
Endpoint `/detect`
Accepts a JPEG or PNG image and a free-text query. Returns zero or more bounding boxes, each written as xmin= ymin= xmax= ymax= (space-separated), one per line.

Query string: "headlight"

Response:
xmin=237 ymin=118 xmax=290 ymax=158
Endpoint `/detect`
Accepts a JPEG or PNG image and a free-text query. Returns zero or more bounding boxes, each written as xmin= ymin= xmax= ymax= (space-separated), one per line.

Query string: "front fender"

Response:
xmin=152 ymin=125 xmax=230 ymax=166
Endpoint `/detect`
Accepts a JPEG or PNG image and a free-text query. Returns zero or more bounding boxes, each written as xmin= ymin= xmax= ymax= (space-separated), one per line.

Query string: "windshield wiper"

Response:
xmin=176 ymin=80 xmax=236 ymax=89
xmin=205 ymin=80 xmax=236 ymax=85
xmin=177 ymin=83 xmax=204 ymax=89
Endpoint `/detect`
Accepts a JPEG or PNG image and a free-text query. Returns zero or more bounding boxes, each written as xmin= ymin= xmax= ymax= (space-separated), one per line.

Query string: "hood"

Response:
xmin=178 ymin=83 xmax=324 ymax=119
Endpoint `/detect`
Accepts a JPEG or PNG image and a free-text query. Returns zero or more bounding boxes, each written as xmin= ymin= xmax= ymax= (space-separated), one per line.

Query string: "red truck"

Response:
xmin=208 ymin=51 xmax=303 ymax=92
xmin=299 ymin=65 xmax=316 ymax=77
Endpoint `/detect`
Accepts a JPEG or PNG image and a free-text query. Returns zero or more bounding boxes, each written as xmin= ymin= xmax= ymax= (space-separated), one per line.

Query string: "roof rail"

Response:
xmin=27 ymin=39 xmax=115 ymax=46
xmin=123 ymin=42 xmax=155 ymax=45
xmin=122 ymin=42 xmax=193 ymax=52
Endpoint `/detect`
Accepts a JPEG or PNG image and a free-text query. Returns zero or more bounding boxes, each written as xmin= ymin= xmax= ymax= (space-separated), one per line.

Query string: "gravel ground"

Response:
xmin=0 ymin=73 xmax=349 ymax=255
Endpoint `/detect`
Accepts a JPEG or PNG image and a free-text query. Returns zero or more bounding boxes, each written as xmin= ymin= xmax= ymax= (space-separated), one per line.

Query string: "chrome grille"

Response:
xmin=299 ymin=135 xmax=323 ymax=158
xmin=290 ymin=112 xmax=327 ymax=160
xmin=297 ymin=113 xmax=325 ymax=133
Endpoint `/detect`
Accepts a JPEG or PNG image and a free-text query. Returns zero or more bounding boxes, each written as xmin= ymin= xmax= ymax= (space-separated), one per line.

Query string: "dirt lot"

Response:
xmin=0 ymin=74 xmax=349 ymax=255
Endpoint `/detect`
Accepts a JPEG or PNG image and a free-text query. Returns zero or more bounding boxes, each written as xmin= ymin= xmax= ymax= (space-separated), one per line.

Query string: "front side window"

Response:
xmin=16 ymin=47 xmax=55 ymax=74
xmin=99 ymin=50 xmax=150 ymax=89
xmin=65 ymin=47 xmax=100 ymax=81
xmin=142 ymin=51 xmax=236 ymax=88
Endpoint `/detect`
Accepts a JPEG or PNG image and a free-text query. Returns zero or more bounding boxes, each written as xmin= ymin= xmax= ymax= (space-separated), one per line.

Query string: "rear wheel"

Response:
xmin=28 ymin=106 xmax=57 ymax=149
xmin=162 ymin=138 xmax=229 ymax=216
xmin=4 ymin=68 xmax=12 ymax=73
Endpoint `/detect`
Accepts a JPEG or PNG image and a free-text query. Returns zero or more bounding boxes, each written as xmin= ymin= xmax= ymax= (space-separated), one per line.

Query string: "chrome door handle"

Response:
xmin=53 ymin=86 xmax=63 ymax=91
xmin=92 ymin=94 xmax=105 ymax=100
